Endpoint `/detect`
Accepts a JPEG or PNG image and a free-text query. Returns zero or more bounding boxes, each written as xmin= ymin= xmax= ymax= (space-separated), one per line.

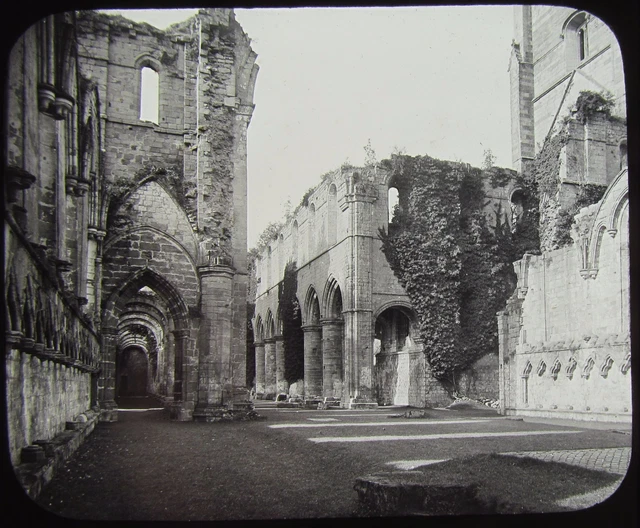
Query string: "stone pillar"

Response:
xmin=264 ymin=337 xmax=277 ymax=397
xmin=99 ymin=326 xmax=118 ymax=422
xmin=302 ymin=324 xmax=322 ymax=398
xmin=163 ymin=332 xmax=175 ymax=401
xmin=340 ymin=173 xmax=377 ymax=407
xmin=274 ymin=335 xmax=288 ymax=393
xmin=193 ymin=264 xmax=234 ymax=420
xmin=510 ymin=5 xmax=535 ymax=173
xmin=167 ymin=328 xmax=194 ymax=421
xmin=497 ymin=310 xmax=509 ymax=416
xmin=255 ymin=341 xmax=266 ymax=395
xmin=321 ymin=318 xmax=343 ymax=398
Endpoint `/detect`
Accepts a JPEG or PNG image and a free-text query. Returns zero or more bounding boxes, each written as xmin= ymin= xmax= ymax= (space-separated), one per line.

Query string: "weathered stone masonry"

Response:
xmin=5 ymin=9 xmax=258 ymax=492
xmin=502 ymin=6 xmax=630 ymax=423
xmin=251 ymin=164 xmax=519 ymax=408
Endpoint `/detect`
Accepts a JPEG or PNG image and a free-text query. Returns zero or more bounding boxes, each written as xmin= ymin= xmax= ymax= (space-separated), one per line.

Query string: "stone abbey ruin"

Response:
xmin=4 ymin=6 xmax=630 ymax=498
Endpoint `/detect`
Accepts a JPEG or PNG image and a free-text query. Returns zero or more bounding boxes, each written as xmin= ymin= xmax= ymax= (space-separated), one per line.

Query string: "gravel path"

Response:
xmin=35 ymin=407 xmax=374 ymax=521
xmin=502 ymin=447 xmax=631 ymax=475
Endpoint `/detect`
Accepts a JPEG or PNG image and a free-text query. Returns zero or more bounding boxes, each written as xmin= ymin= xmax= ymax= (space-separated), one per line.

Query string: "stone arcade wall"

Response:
xmin=5 ymin=9 xmax=257 ymax=486
xmin=74 ymin=9 xmax=258 ymax=421
xmin=499 ymin=169 xmax=630 ymax=422
xmin=5 ymin=224 xmax=100 ymax=466
xmin=5 ymin=13 xmax=101 ymax=468
xmin=252 ymin=163 xmax=513 ymax=408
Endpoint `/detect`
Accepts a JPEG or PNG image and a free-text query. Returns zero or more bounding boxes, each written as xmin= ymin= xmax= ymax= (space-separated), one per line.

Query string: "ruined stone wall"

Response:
xmin=457 ymin=354 xmax=499 ymax=400
xmin=75 ymin=10 xmax=257 ymax=416
xmin=253 ymin=161 xmax=513 ymax=407
xmin=498 ymin=170 xmax=630 ymax=422
xmin=5 ymin=230 xmax=100 ymax=466
xmin=5 ymin=14 xmax=101 ymax=468
xmin=6 ymin=352 xmax=92 ymax=466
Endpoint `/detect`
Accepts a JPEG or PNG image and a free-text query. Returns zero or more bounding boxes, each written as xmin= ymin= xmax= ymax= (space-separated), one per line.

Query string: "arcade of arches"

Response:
xmin=250 ymin=164 xmax=514 ymax=408
xmin=5 ymin=9 xmax=259 ymax=469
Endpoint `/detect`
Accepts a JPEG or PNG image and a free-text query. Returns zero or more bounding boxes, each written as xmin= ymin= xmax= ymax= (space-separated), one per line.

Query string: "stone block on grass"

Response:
xmin=354 ymin=471 xmax=489 ymax=516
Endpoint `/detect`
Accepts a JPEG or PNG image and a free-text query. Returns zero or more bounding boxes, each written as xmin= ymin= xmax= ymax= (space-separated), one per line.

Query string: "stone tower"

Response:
xmin=5 ymin=8 xmax=258 ymax=477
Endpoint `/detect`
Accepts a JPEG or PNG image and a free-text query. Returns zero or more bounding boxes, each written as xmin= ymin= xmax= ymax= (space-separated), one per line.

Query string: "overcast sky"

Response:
xmin=103 ymin=7 xmax=515 ymax=248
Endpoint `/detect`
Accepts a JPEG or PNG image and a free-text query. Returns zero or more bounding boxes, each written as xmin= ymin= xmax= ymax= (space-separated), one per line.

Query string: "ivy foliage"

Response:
xmin=554 ymin=183 xmax=607 ymax=247
xmin=522 ymin=90 xmax=614 ymax=251
xmin=570 ymin=90 xmax=616 ymax=124
xmin=379 ymin=155 xmax=521 ymax=384
xmin=278 ymin=261 xmax=304 ymax=383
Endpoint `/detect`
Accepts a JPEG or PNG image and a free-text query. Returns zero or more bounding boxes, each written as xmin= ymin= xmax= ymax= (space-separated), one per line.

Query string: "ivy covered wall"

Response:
xmin=378 ymin=154 xmax=534 ymax=389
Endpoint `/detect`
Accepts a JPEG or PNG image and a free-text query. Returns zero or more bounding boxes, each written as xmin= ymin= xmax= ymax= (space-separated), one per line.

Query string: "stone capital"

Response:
xmin=264 ymin=337 xmax=276 ymax=344
xmin=172 ymin=329 xmax=190 ymax=339
xmin=198 ymin=264 xmax=235 ymax=279
xmin=5 ymin=165 xmax=37 ymax=203
xmin=301 ymin=324 xmax=322 ymax=333
xmin=254 ymin=341 xmax=265 ymax=347
xmin=88 ymin=227 xmax=107 ymax=241
xmin=320 ymin=317 xmax=344 ymax=326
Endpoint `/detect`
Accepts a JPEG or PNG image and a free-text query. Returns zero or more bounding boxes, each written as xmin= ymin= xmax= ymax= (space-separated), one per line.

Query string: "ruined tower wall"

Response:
xmin=501 ymin=6 xmax=629 ymax=423
xmin=5 ymin=9 xmax=258 ymax=479
xmin=499 ymin=170 xmax=630 ymax=422
xmin=73 ymin=10 xmax=258 ymax=419
xmin=510 ymin=5 xmax=626 ymax=168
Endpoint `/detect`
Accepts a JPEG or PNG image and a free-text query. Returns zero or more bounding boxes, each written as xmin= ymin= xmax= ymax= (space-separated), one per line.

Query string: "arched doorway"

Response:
xmin=374 ymin=305 xmax=417 ymax=406
xmin=116 ymin=346 xmax=149 ymax=398
xmin=101 ymin=268 xmax=190 ymax=415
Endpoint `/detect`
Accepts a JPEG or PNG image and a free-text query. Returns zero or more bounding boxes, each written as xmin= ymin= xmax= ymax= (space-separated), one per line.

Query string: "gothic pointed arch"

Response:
xmin=254 ymin=315 xmax=265 ymax=342
xmin=265 ymin=310 xmax=276 ymax=339
xmin=106 ymin=178 xmax=198 ymax=260
xmin=322 ymin=276 xmax=344 ymax=318
xmin=102 ymin=267 xmax=189 ymax=331
xmin=304 ymin=286 xmax=321 ymax=325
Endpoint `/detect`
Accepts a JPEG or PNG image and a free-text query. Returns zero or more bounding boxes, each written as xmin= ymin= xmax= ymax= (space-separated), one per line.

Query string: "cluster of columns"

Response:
xmin=255 ymin=318 xmax=344 ymax=399
xmin=254 ymin=335 xmax=284 ymax=395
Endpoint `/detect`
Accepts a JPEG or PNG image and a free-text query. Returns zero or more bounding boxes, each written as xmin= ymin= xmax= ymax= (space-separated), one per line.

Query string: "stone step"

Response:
xmin=349 ymin=402 xmax=379 ymax=409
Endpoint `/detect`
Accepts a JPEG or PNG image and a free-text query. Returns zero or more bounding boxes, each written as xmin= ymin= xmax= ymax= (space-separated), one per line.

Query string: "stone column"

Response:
xmin=510 ymin=5 xmax=535 ymax=173
xmin=302 ymin=324 xmax=322 ymax=398
xmin=168 ymin=328 xmax=194 ymax=421
xmin=99 ymin=326 xmax=118 ymax=422
xmin=163 ymin=332 xmax=175 ymax=402
xmin=274 ymin=334 xmax=288 ymax=393
xmin=321 ymin=318 xmax=343 ymax=398
xmin=497 ymin=310 xmax=509 ymax=416
xmin=340 ymin=174 xmax=377 ymax=407
xmin=254 ymin=341 xmax=266 ymax=395
xmin=264 ymin=337 xmax=277 ymax=397
xmin=193 ymin=264 xmax=234 ymax=420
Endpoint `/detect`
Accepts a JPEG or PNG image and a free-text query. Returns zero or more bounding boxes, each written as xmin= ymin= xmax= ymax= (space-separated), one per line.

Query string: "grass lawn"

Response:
xmin=414 ymin=453 xmax=622 ymax=514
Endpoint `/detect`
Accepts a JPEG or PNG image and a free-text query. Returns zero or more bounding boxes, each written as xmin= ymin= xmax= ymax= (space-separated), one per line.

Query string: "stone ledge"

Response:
xmin=276 ymin=401 xmax=302 ymax=408
xmin=349 ymin=402 xmax=379 ymax=410
xmin=192 ymin=406 xmax=265 ymax=423
xmin=354 ymin=471 xmax=489 ymax=516
xmin=13 ymin=410 xmax=99 ymax=500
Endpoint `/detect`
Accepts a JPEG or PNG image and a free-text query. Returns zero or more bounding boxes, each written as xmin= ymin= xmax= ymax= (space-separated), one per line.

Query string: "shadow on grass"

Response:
xmin=413 ymin=453 xmax=623 ymax=514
